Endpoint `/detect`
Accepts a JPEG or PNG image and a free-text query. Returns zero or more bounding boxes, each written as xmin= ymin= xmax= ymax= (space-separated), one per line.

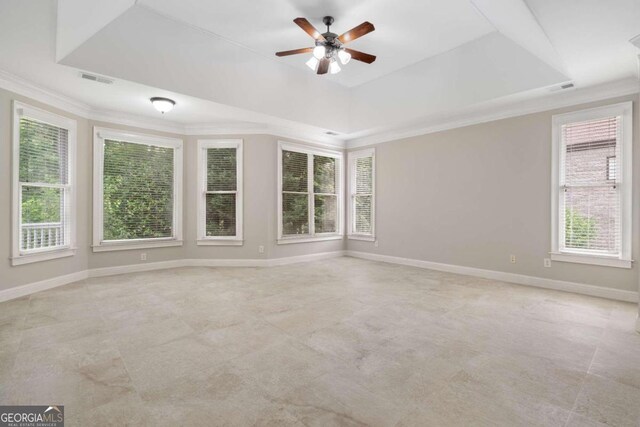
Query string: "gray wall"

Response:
xmin=0 ymin=89 xmax=89 ymax=291
xmin=2 ymin=85 xmax=637 ymax=295
xmin=348 ymin=94 xmax=640 ymax=293
xmin=0 ymin=87 xmax=342 ymax=291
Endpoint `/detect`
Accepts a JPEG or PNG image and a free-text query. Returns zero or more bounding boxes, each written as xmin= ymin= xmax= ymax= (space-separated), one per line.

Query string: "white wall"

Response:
xmin=348 ymin=94 xmax=640 ymax=293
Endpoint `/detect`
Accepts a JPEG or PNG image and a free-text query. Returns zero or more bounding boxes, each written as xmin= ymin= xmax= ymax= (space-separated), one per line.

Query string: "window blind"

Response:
xmin=354 ymin=156 xmax=373 ymax=234
xmin=280 ymin=145 xmax=341 ymax=238
xmin=19 ymin=117 xmax=70 ymax=251
xmin=102 ymin=139 xmax=174 ymax=241
xmin=206 ymin=148 xmax=237 ymax=236
xmin=314 ymin=156 xmax=338 ymax=233
xmin=282 ymin=150 xmax=309 ymax=235
xmin=561 ymin=117 xmax=620 ymax=254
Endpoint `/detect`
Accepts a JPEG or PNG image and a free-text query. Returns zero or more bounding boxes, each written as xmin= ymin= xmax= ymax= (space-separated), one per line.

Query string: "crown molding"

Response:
xmin=88 ymin=109 xmax=185 ymax=134
xmin=0 ymin=68 xmax=345 ymax=148
xmin=346 ymin=77 xmax=640 ymax=148
xmin=2 ymin=67 xmax=636 ymax=152
xmin=0 ymin=68 xmax=92 ymax=118
xmin=183 ymin=123 xmax=346 ymax=148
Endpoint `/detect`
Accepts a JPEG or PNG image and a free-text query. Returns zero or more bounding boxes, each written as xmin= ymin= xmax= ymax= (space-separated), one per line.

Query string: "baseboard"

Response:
xmin=346 ymin=251 xmax=639 ymax=303
xmin=88 ymin=259 xmax=188 ymax=278
xmin=266 ymin=250 xmax=347 ymax=267
xmin=1 ymin=250 xmax=635 ymax=304
xmin=0 ymin=270 xmax=89 ymax=303
xmin=0 ymin=251 xmax=346 ymax=302
xmin=186 ymin=258 xmax=269 ymax=268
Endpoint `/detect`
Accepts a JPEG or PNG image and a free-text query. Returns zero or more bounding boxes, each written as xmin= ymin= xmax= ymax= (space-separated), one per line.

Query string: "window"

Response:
xmin=277 ymin=142 xmax=343 ymax=243
xmin=551 ymin=102 xmax=632 ymax=268
xmin=12 ymin=102 xmax=77 ymax=265
xmin=93 ymin=128 xmax=183 ymax=251
xmin=348 ymin=148 xmax=375 ymax=241
xmin=197 ymin=140 xmax=243 ymax=245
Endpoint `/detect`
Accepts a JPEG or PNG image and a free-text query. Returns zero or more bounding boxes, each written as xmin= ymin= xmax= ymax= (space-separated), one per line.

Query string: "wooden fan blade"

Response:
xmin=276 ymin=47 xmax=313 ymax=57
xmin=317 ymin=57 xmax=330 ymax=75
xmin=344 ymin=48 xmax=376 ymax=64
xmin=337 ymin=21 xmax=375 ymax=44
xmin=293 ymin=18 xmax=326 ymax=41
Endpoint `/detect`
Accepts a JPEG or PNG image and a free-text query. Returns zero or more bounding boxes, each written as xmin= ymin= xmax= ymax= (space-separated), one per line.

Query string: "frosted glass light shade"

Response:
xmin=306 ymin=57 xmax=319 ymax=71
xmin=150 ymin=97 xmax=175 ymax=114
xmin=313 ymin=45 xmax=326 ymax=59
xmin=338 ymin=50 xmax=351 ymax=65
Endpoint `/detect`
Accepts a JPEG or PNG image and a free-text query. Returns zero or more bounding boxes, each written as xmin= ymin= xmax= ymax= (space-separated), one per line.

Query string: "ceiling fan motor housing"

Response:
xmin=317 ymin=16 xmax=342 ymax=58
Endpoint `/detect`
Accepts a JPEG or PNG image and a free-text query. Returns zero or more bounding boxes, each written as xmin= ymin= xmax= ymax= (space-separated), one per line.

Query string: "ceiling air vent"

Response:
xmin=550 ymin=82 xmax=575 ymax=92
xmin=79 ymin=72 xmax=113 ymax=85
xmin=325 ymin=131 xmax=339 ymax=136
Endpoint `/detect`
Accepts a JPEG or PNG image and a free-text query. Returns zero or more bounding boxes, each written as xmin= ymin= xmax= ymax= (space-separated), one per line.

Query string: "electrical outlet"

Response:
xmin=510 ymin=254 xmax=516 ymax=264
xmin=374 ymin=240 xmax=379 ymax=247
xmin=544 ymin=258 xmax=551 ymax=268
xmin=140 ymin=253 xmax=147 ymax=261
xmin=258 ymin=245 xmax=265 ymax=254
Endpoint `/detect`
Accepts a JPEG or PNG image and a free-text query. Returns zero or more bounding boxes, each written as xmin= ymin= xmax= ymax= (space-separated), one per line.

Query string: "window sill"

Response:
xmin=11 ymin=248 xmax=76 ymax=266
xmin=93 ymin=240 xmax=183 ymax=252
xmin=348 ymin=234 xmax=376 ymax=242
xmin=197 ymin=239 xmax=243 ymax=246
xmin=277 ymin=235 xmax=343 ymax=245
xmin=550 ymin=252 xmax=633 ymax=269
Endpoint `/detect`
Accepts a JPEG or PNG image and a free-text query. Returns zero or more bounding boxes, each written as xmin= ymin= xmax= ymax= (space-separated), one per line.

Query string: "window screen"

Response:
xmin=561 ymin=117 xmax=620 ymax=254
xmin=354 ymin=156 xmax=373 ymax=234
xmin=19 ymin=117 xmax=70 ymax=252
xmin=314 ymin=156 xmax=338 ymax=233
xmin=280 ymin=146 xmax=341 ymax=238
xmin=206 ymin=148 xmax=237 ymax=237
xmin=102 ymin=139 xmax=175 ymax=241
xmin=282 ymin=150 xmax=309 ymax=235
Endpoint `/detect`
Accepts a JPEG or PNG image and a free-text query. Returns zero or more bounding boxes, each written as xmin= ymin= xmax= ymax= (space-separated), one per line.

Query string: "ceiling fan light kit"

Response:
xmin=275 ymin=16 xmax=376 ymax=75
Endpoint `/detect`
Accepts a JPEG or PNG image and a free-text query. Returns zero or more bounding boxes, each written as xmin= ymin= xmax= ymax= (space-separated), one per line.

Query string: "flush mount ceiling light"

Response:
xmin=276 ymin=16 xmax=376 ymax=75
xmin=150 ymin=97 xmax=175 ymax=114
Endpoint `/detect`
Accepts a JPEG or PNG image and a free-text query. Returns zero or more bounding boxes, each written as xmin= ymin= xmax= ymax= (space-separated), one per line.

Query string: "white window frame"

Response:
xmin=11 ymin=101 xmax=77 ymax=266
xmin=347 ymin=148 xmax=376 ymax=242
xmin=277 ymin=141 xmax=344 ymax=244
xmin=93 ymin=127 xmax=183 ymax=252
xmin=197 ymin=139 xmax=243 ymax=246
xmin=550 ymin=102 xmax=633 ymax=268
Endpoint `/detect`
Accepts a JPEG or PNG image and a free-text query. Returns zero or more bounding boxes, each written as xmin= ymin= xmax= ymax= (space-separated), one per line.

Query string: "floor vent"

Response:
xmin=79 ymin=72 xmax=114 ymax=85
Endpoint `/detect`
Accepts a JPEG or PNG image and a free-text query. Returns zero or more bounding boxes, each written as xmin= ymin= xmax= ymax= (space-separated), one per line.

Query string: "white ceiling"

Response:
xmin=526 ymin=0 xmax=640 ymax=87
xmin=136 ymin=0 xmax=496 ymax=87
xmin=0 ymin=0 xmax=638 ymax=146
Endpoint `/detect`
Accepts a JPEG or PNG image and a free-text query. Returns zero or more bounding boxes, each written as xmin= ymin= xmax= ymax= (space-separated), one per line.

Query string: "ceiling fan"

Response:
xmin=275 ymin=16 xmax=376 ymax=75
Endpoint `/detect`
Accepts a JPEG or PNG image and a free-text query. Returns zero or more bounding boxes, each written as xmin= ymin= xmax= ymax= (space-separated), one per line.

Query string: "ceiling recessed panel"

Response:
xmin=349 ymin=32 xmax=570 ymax=132
xmin=61 ymin=6 xmax=352 ymax=132
xmin=137 ymin=0 xmax=496 ymax=87
xmin=525 ymin=0 xmax=640 ymax=86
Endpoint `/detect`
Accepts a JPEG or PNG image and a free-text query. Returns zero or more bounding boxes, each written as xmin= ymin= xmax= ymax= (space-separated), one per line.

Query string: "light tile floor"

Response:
xmin=1 ymin=257 xmax=639 ymax=426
